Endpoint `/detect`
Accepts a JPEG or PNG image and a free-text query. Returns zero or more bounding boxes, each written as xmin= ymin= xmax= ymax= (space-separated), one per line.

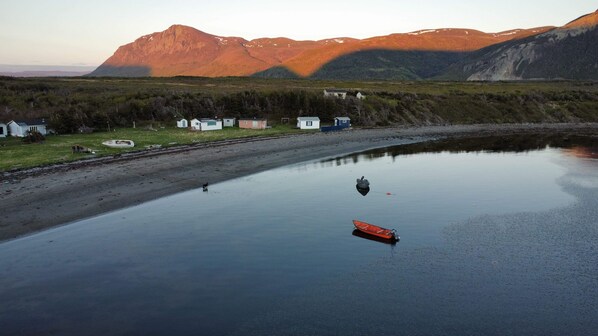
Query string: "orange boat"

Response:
xmin=352 ymin=219 xmax=399 ymax=241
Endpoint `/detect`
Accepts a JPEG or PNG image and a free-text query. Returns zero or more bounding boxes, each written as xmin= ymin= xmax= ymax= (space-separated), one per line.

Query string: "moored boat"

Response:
xmin=352 ymin=219 xmax=399 ymax=241
xmin=102 ymin=139 xmax=135 ymax=148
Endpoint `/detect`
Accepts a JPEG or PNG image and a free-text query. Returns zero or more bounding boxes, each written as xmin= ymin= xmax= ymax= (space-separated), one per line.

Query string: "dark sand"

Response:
xmin=1 ymin=124 xmax=597 ymax=242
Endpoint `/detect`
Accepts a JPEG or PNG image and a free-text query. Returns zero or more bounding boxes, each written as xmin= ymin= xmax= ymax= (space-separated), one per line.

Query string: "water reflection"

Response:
xmin=0 ymin=133 xmax=596 ymax=336
xmin=564 ymin=145 xmax=598 ymax=159
xmin=352 ymin=229 xmax=398 ymax=245
xmin=355 ymin=185 xmax=370 ymax=196
xmin=321 ymin=133 xmax=598 ymax=166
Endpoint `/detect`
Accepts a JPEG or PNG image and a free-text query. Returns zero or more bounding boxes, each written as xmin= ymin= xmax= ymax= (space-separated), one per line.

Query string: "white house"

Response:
xmin=177 ymin=119 xmax=188 ymax=128
xmin=190 ymin=118 xmax=201 ymax=130
xmin=324 ymin=89 xmax=347 ymax=99
xmin=7 ymin=119 xmax=48 ymax=137
xmin=297 ymin=117 xmax=320 ymax=130
xmin=223 ymin=117 xmax=236 ymax=127
xmin=190 ymin=118 xmax=223 ymax=131
xmin=0 ymin=123 xmax=6 ymax=138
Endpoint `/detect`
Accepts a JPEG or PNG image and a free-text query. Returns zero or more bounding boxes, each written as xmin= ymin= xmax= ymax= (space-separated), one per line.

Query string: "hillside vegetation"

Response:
xmin=1 ymin=77 xmax=598 ymax=133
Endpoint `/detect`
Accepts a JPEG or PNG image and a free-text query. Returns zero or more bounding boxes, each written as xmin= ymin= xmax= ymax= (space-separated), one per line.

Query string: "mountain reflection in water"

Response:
xmin=320 ymin=133 xmax=598 ymax=166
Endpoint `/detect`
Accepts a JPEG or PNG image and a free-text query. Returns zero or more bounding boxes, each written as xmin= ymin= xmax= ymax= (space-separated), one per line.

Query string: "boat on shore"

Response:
xmin=102 ymin=140 xmax=135 ymax=148
xmin=352 ymin=219 xmax=399 ymax=241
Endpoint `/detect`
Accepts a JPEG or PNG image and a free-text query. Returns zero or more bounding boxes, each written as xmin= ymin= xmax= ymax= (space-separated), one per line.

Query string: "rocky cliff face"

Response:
xmin=456 ymin=10 xmax=598 ymax=81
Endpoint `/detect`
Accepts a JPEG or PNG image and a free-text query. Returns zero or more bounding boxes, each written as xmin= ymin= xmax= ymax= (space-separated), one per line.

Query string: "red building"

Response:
xmin=239 ymin=118 xmax=268 ymax=129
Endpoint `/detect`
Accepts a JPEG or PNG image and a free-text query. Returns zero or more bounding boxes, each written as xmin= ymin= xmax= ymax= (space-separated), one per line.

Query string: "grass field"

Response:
xmin=2 ymin=77 xmax=598 ymax=172
xmin=0 ymin=125 xmax=305 ymax=172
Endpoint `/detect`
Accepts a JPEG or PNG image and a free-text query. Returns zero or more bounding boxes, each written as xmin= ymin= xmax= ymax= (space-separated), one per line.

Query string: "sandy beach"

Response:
xmin=1 ymin=123 xmax=597 ymax=242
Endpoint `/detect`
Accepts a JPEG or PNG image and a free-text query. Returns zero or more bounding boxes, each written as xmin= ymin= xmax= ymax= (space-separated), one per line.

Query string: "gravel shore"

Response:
xmin=1 ymin=123 xmax=597 ymax=242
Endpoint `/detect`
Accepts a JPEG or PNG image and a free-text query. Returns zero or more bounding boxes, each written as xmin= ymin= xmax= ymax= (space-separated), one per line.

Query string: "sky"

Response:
xmin=0 ymin=0 xmax=596 ymax=67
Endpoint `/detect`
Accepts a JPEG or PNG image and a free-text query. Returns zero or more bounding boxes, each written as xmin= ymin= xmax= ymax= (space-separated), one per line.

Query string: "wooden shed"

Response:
xmin=334 ymin=117 xmax=351 ymax=128
xmin=223 ymin=118 xmax=236 ymax=127
xmin=177 ymin=119 xmax=189 ymax=128
xmin=239 ymin=118 xmax=267 ymax=129
xmin=297 ymin=117 xmax=320 ymax=130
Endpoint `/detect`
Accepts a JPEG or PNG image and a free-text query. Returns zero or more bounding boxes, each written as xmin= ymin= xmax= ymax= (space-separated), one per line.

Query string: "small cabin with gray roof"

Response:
xmin=7 ymin=119 xmax=48 ymax=137
xmin=297 ymin=117 xmax=320 ymax=130
xmin=0 ymin=122 xmax=6 ymax=137
xmin=334 ymin=117 xmax=351 ymax=128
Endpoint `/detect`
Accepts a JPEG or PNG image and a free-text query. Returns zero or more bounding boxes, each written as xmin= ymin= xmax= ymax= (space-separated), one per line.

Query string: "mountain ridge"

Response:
xmin=90 ymin=10 xmax=598 ymax=80
xmin=91 ymin=24 xmax=553 ymax=78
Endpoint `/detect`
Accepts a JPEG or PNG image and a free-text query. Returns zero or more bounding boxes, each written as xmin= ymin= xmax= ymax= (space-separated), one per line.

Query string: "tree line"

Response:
xmin=1 ymin=77 xmax=598 ymax=134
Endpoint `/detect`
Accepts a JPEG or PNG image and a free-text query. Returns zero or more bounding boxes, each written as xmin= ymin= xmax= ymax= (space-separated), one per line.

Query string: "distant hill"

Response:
xmin=0 ymin=65 xmax=94 ymax=77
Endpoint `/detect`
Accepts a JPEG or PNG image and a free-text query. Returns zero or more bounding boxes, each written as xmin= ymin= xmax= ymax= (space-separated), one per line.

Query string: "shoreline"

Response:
xmin=1 ymin=123 xmax=597 ymax=242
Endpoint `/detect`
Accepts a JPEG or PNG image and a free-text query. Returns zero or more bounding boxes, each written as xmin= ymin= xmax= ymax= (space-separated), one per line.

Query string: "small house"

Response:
xmin=190 ymin=118 xmax=201 ymax=130
xmin=191 ymin=118 xmax=223 ymax=131
xmin=177 ymin=119 xmax=189 ymax=128
xmin=320 ymin=117 xmax=351 ymax=132
xmin=223 ymin=118 xmax=236 ymax=127
xmin=324 ymin=89 xmax=348 ymax=99
xmin=297 ymin=117 xmax=320 ymax=130
xmin=334 ymin=117 xmax=351 ymax=128
xmin=0 ymin=123 xmax=6 ymax=138
xmin=239 ymin=118 xmax=267 ymax=130
xmin=7 ymin=119 xmax=48 ymax=137
xmin=356 ymin=92 xmax=366 ymax=100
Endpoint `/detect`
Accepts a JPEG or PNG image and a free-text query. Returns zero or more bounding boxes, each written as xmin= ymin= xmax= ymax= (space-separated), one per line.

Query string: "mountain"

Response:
xmin=441 ymin=10 xmax=598 ymax=80
xmin=90 ymin=24 xmax=551 ymax=79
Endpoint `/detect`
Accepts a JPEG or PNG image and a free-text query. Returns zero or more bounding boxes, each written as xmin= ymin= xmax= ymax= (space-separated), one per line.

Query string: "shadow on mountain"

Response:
xmin=251 ymin=49 xmax=467 ymax=80
xmin=309 ymin=49 xmax=467 ymax=80
xmin=251 ymin=66 xmax=300 ymax=79
xmin=87 ymin=65 xmax=152 ymax=77
xmin=439 ymin=26 xmax=598 ymax=80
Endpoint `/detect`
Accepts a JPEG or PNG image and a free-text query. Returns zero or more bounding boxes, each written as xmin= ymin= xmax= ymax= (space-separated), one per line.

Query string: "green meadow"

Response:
xmin=0 ymin=125 xmax=304 ymax=172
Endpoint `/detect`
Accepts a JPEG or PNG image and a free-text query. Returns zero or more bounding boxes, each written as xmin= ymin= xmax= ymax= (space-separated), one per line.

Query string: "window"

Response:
xmin=306 ymin=121 xmax=312 ymax=126
xmin=0 ymin=127 xmax=4 ymax=135
xmin=207 ymin=121 xmax=216 ymax=126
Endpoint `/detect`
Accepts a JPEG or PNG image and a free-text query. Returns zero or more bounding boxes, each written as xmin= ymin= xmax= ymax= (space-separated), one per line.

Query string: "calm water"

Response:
xmin=1 ymin=135 xmax=597 ymax=335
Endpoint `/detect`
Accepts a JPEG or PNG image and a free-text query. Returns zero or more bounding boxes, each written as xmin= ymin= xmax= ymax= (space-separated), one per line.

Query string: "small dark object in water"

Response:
xmin=356 ymin=176 xmax=369 ymax=189
xmin=202 ymin=182 xmax=209 ymax=192
xmin=356 ymin=185 xmax=370 ymax=196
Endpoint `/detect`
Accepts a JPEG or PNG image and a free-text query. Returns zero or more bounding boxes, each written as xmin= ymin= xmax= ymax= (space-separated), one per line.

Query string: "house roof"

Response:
xmin=11 ymin=119 xmax=48 ymax=126
xmin=297 ymin=117 xmax=320 ymax=121
xmin=239 ymin=118 xmax=266 ymax=121
xmin=335 ymin=117 xmax=351 ymax=121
